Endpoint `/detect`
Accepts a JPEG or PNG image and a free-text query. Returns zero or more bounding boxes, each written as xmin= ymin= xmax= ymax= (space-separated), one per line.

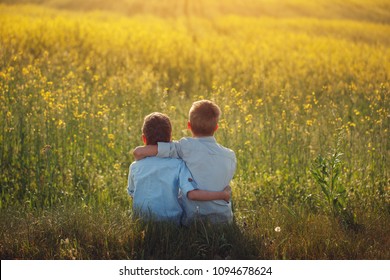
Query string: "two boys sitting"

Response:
xmin=128 ymin=100 xmax=236 ymax=225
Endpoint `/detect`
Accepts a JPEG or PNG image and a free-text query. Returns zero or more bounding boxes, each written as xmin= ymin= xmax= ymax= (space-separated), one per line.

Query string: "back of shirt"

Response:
xmin=157 ymin=137 xmax=236 ymax=224
xmin=127 ymin=157 xmax=197 ymax=224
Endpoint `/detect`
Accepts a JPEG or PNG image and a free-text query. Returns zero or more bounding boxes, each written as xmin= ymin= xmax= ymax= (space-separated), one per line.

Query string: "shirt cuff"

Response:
xmin=181 ymin=179 xmax=198 ymax=197
xmin=157 ymin=142 xmax=171 ymax=158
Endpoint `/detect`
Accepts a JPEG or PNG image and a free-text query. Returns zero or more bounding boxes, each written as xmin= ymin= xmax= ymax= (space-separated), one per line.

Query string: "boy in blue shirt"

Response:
xmin=128 ymin=112 xmax=231 ymax=224
xmin=134 ymin=100 xmax=236 ymax=224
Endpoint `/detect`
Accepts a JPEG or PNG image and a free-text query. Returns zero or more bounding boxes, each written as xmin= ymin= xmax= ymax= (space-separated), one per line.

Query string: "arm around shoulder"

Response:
xmin=133 ymin=145 xmax=158 ymax=160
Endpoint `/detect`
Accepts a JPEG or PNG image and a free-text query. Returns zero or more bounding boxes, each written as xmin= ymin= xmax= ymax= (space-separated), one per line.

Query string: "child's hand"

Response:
xmin=223 ymin=185 xmax=232 ymax=202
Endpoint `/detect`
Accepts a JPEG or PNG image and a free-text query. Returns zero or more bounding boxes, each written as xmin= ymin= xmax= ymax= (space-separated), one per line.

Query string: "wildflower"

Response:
xmin=274 ymin=226 xmax=281 ymax=232
xmin=22 ymin=67 xmax=29 ymax=76
xmin=255 ymin=98 xmax=263 ymax=107
xmin=304 ymin=103 xmax=312 ymax=111
xmin=57 ymin=119 xmax=66 ymax=128
xmin=245 ymin=114 xmax=253 ymax=124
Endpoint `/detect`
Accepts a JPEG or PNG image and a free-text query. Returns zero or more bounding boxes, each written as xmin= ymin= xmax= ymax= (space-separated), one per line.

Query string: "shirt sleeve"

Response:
xmin=157 ymin=140 xmax=183 ymax=159
xmin=127 ymin=164 xmax=135 ymax=197
xmin=177 ymin=161 xmax=198 ymax=197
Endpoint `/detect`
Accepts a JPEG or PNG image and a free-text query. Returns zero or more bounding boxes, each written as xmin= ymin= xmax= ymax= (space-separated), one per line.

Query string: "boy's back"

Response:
xmin=128 ymin=156 xmax=197 ymax=223
xmin=158 ymin=136 xmax=236 ymax=224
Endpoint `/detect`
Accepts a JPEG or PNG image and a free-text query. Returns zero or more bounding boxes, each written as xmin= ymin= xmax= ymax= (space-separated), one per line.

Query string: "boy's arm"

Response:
xmin=187 ymin=186 xmax=231 ymax=202
xmin=179 ymin=160 xmax=231 ymax=202
xmin=133 ymin=145 xmax=157 ymax=161
xmin=157 ymin=141 xmax=182 ymax=158
xmin=133 ymin=140 xmax=183 ymax=160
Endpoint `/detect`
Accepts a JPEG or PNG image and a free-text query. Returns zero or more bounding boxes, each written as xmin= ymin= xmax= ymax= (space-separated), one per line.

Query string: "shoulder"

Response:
xmin=131 ymin=157 xmax=185 ymax=174
xmin=178 ymin=137 xmax=192 ymax=144
xmin=129 ymin=160 xmax=138 ymax=170
xmin=149 ymin=156 xmax=185 ymax=167
xmin=172 ymin=137 xmax=195 ymax=150
xmin=178 ymin=137 xmax=203 ymax=147
xmin=131 ymin=157 xmax=169 ymax=168
xmin=221 ymin=144 xmax=235 ymax=156
xmin=216 ymin=142 xmax=237 ymax=160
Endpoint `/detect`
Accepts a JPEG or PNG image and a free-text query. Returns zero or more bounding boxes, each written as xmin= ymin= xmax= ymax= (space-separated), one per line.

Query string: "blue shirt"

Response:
xmin=157 ymin=137 xmax=236 ymax=224
xmin=127 ymin=157 xmax=198 ymax=224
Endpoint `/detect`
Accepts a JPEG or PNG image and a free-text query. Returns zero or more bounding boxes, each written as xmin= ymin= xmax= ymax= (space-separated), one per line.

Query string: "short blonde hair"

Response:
xmin=142 ymin=112 xmax=172 ymax=145
xmin=189 ymin=100 xmax=221 ymax=136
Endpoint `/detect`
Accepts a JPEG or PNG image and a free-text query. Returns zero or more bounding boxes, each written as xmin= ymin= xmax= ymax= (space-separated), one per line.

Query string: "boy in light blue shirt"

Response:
xmin=128 ymin=112 xmax=231 ymax=224
xmin=134 ymin=100 xmax=237 ymax=224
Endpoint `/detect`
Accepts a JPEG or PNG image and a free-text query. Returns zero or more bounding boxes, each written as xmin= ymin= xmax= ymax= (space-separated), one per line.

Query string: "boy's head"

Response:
xmin=142 ymin=112 xmax=172 ymax=145
xmin=188 ymin=100 xmax=221 ymax=136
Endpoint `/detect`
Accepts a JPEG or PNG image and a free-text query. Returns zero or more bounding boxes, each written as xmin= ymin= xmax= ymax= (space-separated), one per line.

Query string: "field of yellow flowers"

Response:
xmin=0 ymin=0 xmax=389 ymax=259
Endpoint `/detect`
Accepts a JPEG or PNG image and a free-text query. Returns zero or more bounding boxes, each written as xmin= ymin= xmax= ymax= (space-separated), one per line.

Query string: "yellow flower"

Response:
xmin=57 ymin=119 xmax=66 ymax=128
xmin=255 ymin=98 xmax=263 ymax=107
xmin=304 ymin=103 xmax=312 ymax=111
xmin=22 ymin=67 xmax=29 ymax=76
xmin=245 ymin=114 xmax=253 ymax=124
xmin=281 ymin=110 xmax=286 ymax=121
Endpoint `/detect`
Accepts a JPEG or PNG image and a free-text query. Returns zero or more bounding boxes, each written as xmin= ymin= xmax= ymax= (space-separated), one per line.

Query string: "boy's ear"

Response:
xmin=142 ymin=134 xmax=147 ymax=145
xmin=214 ymin=124 xmax=219 ymax=131
xmin=187 ymin=121 xmax=192 ymax=130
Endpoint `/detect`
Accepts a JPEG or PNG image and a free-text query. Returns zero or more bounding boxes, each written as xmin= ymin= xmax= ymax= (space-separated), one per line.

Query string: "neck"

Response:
xmin=192 ymin=133 xmax=214 ymax=138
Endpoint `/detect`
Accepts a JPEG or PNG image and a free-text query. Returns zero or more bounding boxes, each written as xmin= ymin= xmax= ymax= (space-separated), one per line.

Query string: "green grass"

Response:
xmin=1 ymin=202 xmax=389 ymax=259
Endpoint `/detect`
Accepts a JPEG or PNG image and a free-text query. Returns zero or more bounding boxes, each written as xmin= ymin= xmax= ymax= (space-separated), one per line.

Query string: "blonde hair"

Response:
xmin=189 ymin=100 xmax=221 ymax=136
xmin=142 ymin=112 xmax=172 ymax=145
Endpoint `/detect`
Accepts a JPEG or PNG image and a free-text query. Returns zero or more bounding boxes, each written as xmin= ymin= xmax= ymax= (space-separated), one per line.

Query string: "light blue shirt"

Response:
xmin=127 ymin=157 xmax=198 ymax=224
xmin=157 ymin=137 xmax=236 ymax=224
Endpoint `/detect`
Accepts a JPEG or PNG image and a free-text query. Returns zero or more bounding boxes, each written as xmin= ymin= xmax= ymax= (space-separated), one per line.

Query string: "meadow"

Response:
xmin=0 ymin=0 xmax=389 ymax=259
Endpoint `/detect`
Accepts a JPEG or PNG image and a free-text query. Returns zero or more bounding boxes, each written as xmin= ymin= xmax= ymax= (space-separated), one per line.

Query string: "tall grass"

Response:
xmin=0 ymin=0 xmax=389 ymax=259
